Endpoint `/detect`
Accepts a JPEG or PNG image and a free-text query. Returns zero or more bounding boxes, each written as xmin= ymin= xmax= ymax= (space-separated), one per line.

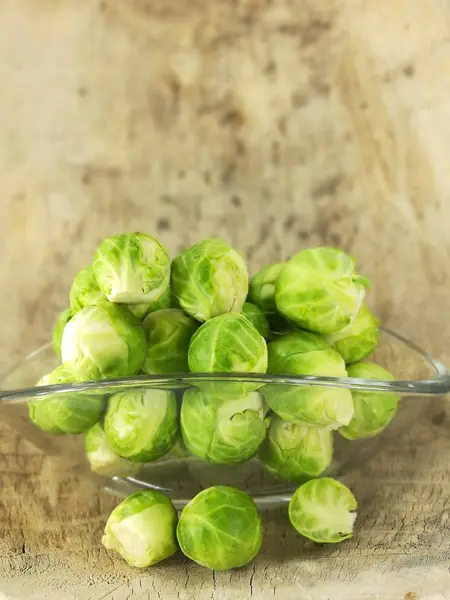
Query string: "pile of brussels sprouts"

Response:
xmin=28 ymin=232 xmax=400 ymax=569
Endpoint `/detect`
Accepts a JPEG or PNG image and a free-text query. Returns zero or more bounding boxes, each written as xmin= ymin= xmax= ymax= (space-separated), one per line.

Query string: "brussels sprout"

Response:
xmin=70 ymin=266 xmax=106 ymax=313
xmin=141 ymin=309 xmax=198 ymax=374
xmin=181 ymin=389 xmax=269 ymax=464
xmin=29 ymin=366 xmax=106 ymax=435
xmin=171 ymin=239 xmax=248 ymax=322
xmin=325 ymin=304 xmax=379 ymax=364
xmin=259 ymin=416 xmax=333 ymax=482
xmin=242 ymin=302 xmax=270 ymax=339
xmin=177 ymin=485 xmax=263 ymax=570
xmin=52 ymin=308 xmax=72 ymax=359
xmin=289 ymin=478 xmax=357 ymax=543
xmin=85 ymin=422 xmax=141 ymax=477
xmin=93 ymin=233 xmax=171 ymax=304
xmin=188 ymin=313 xmax=268 ymax=398
xmin=263 ymin=331 xmax=354 ymax=429
xmin=275 ymin=247 xmax=369 ymax=334
xmin=102 ymin=490 xmax=178 ymax=567
xmin=248 ymin=263 xmax=291 ymax=334
xmin=127 ymin=285 xmax=174 ymax=322
xmin=61 ymin=303 xmax=147 ymax=381
xmin=104 ymin=389 xmax=179 ymax=462
xmin=339 ymin=362 xmax=399 ymax=439
xmin=249 ymin=263 xmax=283 ymax=314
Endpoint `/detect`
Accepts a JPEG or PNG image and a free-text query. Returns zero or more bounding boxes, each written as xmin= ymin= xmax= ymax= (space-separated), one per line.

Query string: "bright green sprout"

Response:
xmin=85 ymin=421 xmax=141 ymax=477
xmin=339 ymin=362 xmax=399 ymax=439
xmin=177 ymin=485 xmax=263 ymax=570
xmin=263 ymin=330 xmax=354 ymax=429
xmin=141 ymin=308 xmax=198 ymax=374
xmin=288 ymin=477 xmax=357 ymax=543
xmin=104 ymin=389 xmax=179 ymax=462
xmin=259 ymin=415 xmax=333 ymax=482
xmin=325 ymin=304 xmax=379 ymax=364
xmin=248 ymin=263 xmax=291 ymax=334
xmin=61 ymin=303 xmax=147 ymax=381
xmin=102 ymin=490 xmax=178 ymax=567
xmin=93 ymin=233 xmax=171 ymax=304
xmin=171 ymin=239 xmax=248 ymax=322
xmin=29 ymin=366 xmax=105 ymax=435
xmin=242 ymin=302 xmax=270 ymax=339
xmin=181 ymin=389 xmax=270 ymax=464
xmin=52 ymin=308 xmax=72 ymax=359
xmin=188 ymin=313 xmax=268 ymax=398
xmin=275 ymin=247 xmax=369 ymax=334
xmin=70 ymin=266 xmax=106 ymax=313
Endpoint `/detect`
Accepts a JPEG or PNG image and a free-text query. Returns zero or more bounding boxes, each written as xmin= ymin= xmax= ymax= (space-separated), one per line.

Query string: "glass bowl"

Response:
xmin=1 ymin=329 xmax=448 ymax=508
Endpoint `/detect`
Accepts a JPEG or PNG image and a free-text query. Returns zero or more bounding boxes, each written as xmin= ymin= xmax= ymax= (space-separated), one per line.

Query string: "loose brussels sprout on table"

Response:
xmin=177 ymin=485 xmax=263 ymax=570
xmin=242 ymin=302 xmax=270 ymax=339
xmin=85 ymin=421 xmax=141 ymax=477
xmin=263 ymin=330 xmax=354 ymax=429
xmin=339 ymin=362 xmax=399 ymax=440
xmin=94 ymin=233 xmax=171 ymax=304
xmin=52 ymin=308 xmax=72 ymax=360
xmin=61 ymin=303 xmax=147 ymax=381
xmin=276 ymin=247 xmax=369 ymax=334
xmin=188 ymin=313 xmax=268 ymax=397
xmin=102 ymin=490 xmax=178 ymax=567
xmin=104 ymin=389 xmax=179 ymax=462
xmin=171 ymin=238 xmax=248 ymax=322
xmin=325 ymin=304 xmax=379 ymax=364
xmin=141 ymin=308 xmax=198 ymax=374
xmin=181 ymin=389 xmax=270 ymax=464
xmin=259 ymin=415 xmax=333 ymax=482
xmin=29 ymin=366 xmax=105 ymax=435
xmin=289 ymin=478 xmax=357 ymax=543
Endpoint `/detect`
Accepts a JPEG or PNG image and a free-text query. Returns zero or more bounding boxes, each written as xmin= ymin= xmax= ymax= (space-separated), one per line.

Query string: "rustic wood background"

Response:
xmin=1 ymin=0 xmax=450 ymax=598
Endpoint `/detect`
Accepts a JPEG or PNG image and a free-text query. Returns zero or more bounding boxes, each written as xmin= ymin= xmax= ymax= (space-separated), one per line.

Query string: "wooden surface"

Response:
xmin=1 ymin=0 xmax=450 ymax=598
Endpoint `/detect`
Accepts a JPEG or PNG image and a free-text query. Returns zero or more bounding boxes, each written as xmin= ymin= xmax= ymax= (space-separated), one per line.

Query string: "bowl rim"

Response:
xmin=1 ymin=328 xmax=449 ymax=403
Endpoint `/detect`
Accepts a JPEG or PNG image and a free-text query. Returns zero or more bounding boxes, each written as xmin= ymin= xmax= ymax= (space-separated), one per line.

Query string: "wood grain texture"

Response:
xmin=1 ymin=0 xmax=450 ymax=598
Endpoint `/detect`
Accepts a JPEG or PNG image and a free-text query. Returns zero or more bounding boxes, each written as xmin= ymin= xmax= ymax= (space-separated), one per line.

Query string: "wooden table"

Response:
xmin=1 ymin=1 xmax=450 ymax=598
